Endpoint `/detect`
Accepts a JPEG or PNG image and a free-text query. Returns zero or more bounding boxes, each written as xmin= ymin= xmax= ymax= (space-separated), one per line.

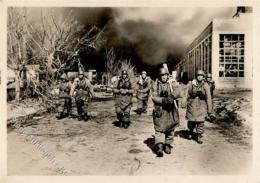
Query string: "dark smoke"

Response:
xmin=68 ymin=8 xmax=185 ymax=72
xmin=115 ymin=19 xmax=185 ymax=66
xmin=62 ymin=7 xmax=234 ymax=75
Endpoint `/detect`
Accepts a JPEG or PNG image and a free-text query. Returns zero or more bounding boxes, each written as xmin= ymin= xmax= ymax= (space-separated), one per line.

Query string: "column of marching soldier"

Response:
xmin=56 ymin=67 xmax=216 ymax=157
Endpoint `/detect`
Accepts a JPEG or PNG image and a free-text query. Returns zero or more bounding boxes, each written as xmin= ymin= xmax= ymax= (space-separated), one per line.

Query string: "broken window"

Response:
xmin=219 ymin=34 xmax=245 ymax=77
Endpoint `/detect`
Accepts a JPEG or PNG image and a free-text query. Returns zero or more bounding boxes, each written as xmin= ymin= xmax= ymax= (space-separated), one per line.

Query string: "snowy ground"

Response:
xmin=7 ymin=90 xmax=252 ymax=175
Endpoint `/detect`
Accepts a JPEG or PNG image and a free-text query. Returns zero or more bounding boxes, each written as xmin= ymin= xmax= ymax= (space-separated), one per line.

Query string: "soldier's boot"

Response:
xmin=122 ymin=114 xmax=130 ymax=129
xmin=67 ymin=109 xmax=73 ymax=118
xmin=155 ymin=143 xmax=164 ymax=157
xmin=122 ymin=120 xmax=129 ymax=129
xmin=122 ymin=122 xmax=126 ymax=129
xmin=187 ymin=130 xmax=193 ymax=140
xmin=56 ymin=112 xmax=64 ymax=120
xmin=135 ymin=108 xmax=142 ymax=115
xmin=64 ymin=99 xmax=72 ymax=118
xmin=82 ymin=112 xmax=90 ymax=121
xmin=78 ymin=115 xmax=83 ymax=121
xmin=63 ymin=113 xmax=69 ymax=118
xmin=163 ymin=144 xmax=172 ymax=154
xmin=116 ymin=113 xmax=123 ymax=128
xmin=123 ymin=121 xmax=131 ymax=129
xmin=196 ymin=134 xmax=203 ymax=144
xmin=68 ymin=114 xmax=73 ymax=119
xmin=78 ymin=110 xmax=84 ymax=121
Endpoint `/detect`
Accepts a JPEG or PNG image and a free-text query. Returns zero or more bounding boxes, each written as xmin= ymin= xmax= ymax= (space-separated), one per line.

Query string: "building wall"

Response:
xmin=212 ymin=13 xmax=253 ymax=88
xmin=177 ymin=23 xmax=213 ymax=81
xmin=176 ymin=11 xmax=252 ymax=89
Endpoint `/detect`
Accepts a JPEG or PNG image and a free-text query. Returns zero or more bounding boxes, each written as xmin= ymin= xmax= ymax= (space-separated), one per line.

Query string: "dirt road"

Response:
xmin=7 ymin=90 xmax=252 ymax=175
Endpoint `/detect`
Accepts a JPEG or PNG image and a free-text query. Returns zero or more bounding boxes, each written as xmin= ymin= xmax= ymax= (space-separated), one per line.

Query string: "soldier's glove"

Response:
xmin=197 ymin=91 xmax=206 ymax=100
xmin=208 ymin=113 xmax=216 ymax=121
xmin=162 ymin=97 xmax=170 ymax=105
xmin=162 ymin=94 xmax=175 ymax=106
xmin=168 ymin=94 xmax=176 ymax=104
xmin=196 ymin=90 xmax=203 ymax=97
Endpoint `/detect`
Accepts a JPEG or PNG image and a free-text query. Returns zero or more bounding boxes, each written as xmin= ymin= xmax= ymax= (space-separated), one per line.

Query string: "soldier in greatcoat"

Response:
xmin=185 ymin=70 xmax=215 ymax=144
xmin=70 ymin=69 xmax=96 ymax=121
xmin=56 ymin=73 xmax=72 ymax=119
xmin=113 ymin=70 xmax=134 ymax=129
xmin=135 ymin=71 xmax=151 ymax=114
xmin=205 ymin=73 xmax=215 ymax=98
xmin=151 ymin=68 xmax=183 ymax=157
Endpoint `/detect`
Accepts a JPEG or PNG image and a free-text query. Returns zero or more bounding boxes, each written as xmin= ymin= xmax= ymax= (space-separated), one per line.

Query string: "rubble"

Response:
xmin=214 ymin=93 xmax=252 ymax=127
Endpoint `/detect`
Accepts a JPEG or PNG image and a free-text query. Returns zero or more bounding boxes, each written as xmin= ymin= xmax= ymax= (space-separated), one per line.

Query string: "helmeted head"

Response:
xmin=141 ymin=71 xmax=147 ymax=79
xmin=196 ymin=70 xmax=205 ymax=82
xmin=60 ymin=73 xmax=68 ymax=82
xmin=206 ymin=73 xmax=212 ymax=82
xmin=121 ymin=70 xmax=128 ymax=79
xmin=159 ymin=68 xmax=169 ymax=83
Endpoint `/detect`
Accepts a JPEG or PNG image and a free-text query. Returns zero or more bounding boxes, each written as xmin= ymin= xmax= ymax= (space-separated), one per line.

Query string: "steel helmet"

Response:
xmin=196 ymin=70 xmax=205 ymax=77
xmin=141 ymin=71 xmax=147 ymax=75
xmin=159 ymin=68 xmax=169 ymax=76
xmin=121 ymin=70 xmax=128 ymax=75
xmin=60 ymin=73 xmax=67 ymax=80
xmin=206 ymin=73 xmax=212 ymax=78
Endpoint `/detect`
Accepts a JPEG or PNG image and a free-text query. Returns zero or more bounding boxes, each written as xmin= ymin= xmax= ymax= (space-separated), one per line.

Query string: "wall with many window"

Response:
xmin=219 ymin=34 xmax=245 ymax=78
xmin=179 ymin=23 xmax=213 ymax=80
xmin=212 ymin=13 xmax=252 ymax=88
xmin=177 ymin=12 xmax=252 ymax=88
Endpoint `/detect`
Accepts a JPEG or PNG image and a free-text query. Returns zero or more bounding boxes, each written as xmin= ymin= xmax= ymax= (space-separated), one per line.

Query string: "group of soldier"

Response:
xmin=55 ymin=66 xmax=215 ymax=157
xmin=56 ymin=68 xmax=96 ymax=121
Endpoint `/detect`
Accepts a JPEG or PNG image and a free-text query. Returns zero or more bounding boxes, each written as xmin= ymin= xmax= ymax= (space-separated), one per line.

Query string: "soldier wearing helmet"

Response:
xmin=205 ymin=73 xmax=215 ymax=98
xmin=151 ymin=67 xmax=183 ymax=157
xmin=56 ymin=73 xmax=72 ymax=119
xmin=135 ymin=70 xmax=151 ymax=115
xmin=70 ymin=68 xmax=96 ymax=121
xmin=113 ymin=70 xmax=134 ymax=129
xmin=185 ymin=70 xmax=214 ymax=144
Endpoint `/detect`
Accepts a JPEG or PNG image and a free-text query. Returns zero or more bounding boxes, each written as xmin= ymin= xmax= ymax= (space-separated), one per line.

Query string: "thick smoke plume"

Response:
xmin=27 ymin=7 xmax=235 ymax=72
xmin=71 ymin=7 xmax=234 ymax=68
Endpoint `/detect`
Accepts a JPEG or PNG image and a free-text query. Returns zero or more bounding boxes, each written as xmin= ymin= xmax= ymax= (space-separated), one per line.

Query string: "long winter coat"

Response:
xmin=186 ymin=79 xmax=212 ymax=122
xmin=70 ymin=77 xmax=94 ymax=101
xmin=136 ymin=76 xmax=151 ymax=101
xmin=151 ymin=79 xmax=183 ymax=132
xmin=113 ymin=76 xmax=134 ymax=110
xmin=59 ymin=82 xmax=71 ymax=98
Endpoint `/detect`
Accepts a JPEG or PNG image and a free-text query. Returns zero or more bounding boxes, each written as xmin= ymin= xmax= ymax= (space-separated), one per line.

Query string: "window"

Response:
xmin=219 ymin=34 xmax=245 ymax=77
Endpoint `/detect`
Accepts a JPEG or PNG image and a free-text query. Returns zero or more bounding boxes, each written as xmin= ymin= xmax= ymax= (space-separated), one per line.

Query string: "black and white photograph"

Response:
xmin=1 ymin=0 xmax=259 ymax=180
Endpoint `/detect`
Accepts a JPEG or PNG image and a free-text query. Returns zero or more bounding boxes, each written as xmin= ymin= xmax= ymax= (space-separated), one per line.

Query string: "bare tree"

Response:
xmin=7 ymin=7 xmax=104 ymax=106
xmin=106 ymin=48 xmax=137 ymax=86
xmin=26 ymin=9 xmax=104 ymax=108
xmin=27 ymin=9 xmax=100 ymax=78
xmin=7 ymin=8 xmax=28 ymax=101
xmin=119 ymin=59 xmax=136 ymax=82
xmin=105 ymin=48 xmax=120 ymax=85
